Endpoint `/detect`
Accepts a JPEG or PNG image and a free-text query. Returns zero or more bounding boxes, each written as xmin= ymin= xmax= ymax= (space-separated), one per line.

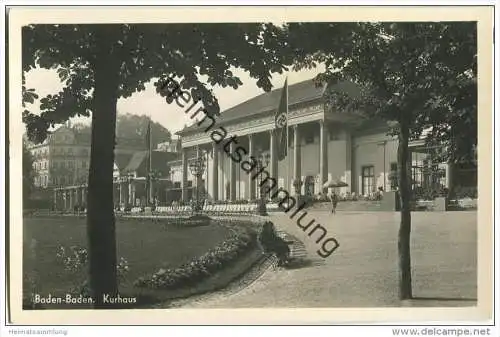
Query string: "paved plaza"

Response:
xmin=173 ymin=210 xmax=477 ymax=308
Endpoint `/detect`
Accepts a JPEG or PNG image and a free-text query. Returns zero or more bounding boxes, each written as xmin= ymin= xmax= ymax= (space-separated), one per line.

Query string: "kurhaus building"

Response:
xmin=170 ymin=78 xmax=458 ymax=203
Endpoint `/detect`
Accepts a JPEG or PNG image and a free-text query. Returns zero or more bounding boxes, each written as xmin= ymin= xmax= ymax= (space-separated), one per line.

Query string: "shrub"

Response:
xmin=453 ymin=186 xmax=477 ymax=199
xmin=55 ymin=245 xmax=129 ymax=296
xmin=134 ymin=226 xmax=257 ymax=290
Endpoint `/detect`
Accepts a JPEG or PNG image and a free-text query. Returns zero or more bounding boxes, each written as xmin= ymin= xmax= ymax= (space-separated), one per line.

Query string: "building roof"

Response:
xmin=176 ymin=78 xmax=362 ymax=135
xmin=221 ymin=78 xmax=326 ymax=122
xmin=176 ymin=78 xmax=325 ymax=135
xmin=123 ymin=150 xmax=177 ymax=176
xmin=123 ymin=151 xmax=148 ymax=173
xmin=114 ymin=153 xmax=132 ymax=171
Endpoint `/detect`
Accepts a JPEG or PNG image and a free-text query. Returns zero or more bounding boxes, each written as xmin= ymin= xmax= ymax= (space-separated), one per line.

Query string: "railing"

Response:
xmin=112 ymin=202 xmax=279 ymax=216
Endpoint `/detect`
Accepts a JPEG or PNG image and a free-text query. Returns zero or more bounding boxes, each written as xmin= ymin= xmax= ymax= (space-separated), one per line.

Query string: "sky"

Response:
xmin=24 ymin=65 xmax=325 ymax=135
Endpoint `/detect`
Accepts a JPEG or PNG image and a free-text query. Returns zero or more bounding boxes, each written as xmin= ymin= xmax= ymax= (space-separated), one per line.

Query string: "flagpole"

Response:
xmin=148 ymin=121 xmax=153 ymax=206
xmin=149 ymin=122 xmax=152 ymax=172
xmin=285 ymin=77 xmax=289 ymax=194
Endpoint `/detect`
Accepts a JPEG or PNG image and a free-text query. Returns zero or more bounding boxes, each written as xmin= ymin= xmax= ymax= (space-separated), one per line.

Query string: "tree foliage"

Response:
xmin=70 ymin=114 xmax=172 ymax=149
xmin=22 ymin=23 xmax=290 ymax=307
xmin=286 ymin=22 xmax=476 ymax=300
xmin=115 ymin=113 xmax=171 ymax=148
xmin=287 ymin=22 xmax=477 ymax=163
xmin=22 ymin=23 xmax=289 ymax=143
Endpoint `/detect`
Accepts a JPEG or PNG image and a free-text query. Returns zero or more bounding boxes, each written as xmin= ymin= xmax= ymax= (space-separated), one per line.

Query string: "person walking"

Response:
xmin=330 ymin=191 xmax=338 ymax=214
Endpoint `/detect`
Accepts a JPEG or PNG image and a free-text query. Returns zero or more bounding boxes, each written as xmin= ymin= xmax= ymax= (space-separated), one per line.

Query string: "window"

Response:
xmin=68 ymin=161 xmax=73 ymax=168
xmin=361 ymin=165 xmax=375 ymax=196
xmin=328 ymin=126 xmax=339 ymax=141
xmin=304 ymin=132 xmax=314 ymax=144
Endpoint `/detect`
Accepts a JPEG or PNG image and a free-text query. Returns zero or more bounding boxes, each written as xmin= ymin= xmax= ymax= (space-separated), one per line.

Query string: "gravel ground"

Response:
xmin=176 ymin=211 xmax=477 ymax=308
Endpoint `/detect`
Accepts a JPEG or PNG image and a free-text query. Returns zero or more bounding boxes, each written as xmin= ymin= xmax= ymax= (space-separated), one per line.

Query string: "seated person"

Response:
xmin=258 ymin=221 xmax=291 ymax=266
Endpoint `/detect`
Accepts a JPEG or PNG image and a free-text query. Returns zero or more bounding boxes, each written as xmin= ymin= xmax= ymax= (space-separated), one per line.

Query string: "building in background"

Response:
xmin=27 ymin=125 xmax=147 ymax=189
xmin=52 ymin=133 xmax=180 ymax=211
xmin=45 ymin=78 xmax=477 ymax=211
xmin=156 ymin=135 xmax=181 ymax=153
xmin=169 ymin=79 xmax=477 ymax=203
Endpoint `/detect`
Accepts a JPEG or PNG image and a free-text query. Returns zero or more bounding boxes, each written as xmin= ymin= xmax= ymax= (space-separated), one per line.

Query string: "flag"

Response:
xmin=275 ymin=78 xmax=288 ymax=161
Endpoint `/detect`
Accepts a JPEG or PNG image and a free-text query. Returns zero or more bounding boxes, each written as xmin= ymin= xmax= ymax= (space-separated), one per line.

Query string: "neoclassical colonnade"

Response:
xmin=53 ymin=177 xmax=170 ymax=210
xmin=179 ymin=117 xmax=332 ymax=203
xmin=53 ymin=184 xmax=88 ymax=210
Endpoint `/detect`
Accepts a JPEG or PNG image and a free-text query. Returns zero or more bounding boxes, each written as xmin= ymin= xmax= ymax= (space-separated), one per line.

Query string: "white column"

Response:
xmin=129 ymin=180 xmax=136 ymax=206
xmin=119 ymin=182 xmax=124 ymax=205
xmin=319 ymin=120 xmax=328 ymax=194
xmin=219 ymin=149 xmax=225 ymax=200
xmin=230 ymin=142 xmax=236 ymax=201
xmin=181 ymin=148 xmax=188 ymax=202
xmin=125 ymin=180 xmax=130 ymax=205
xmin=248 ymin=135 xmax=255 ymax=200
xmin=293 ymin=125 xmax=302 ymax=195
xmin=212 ymin=143 xmax=219 ymax=201
xmin=69 ymin=189 xmax=74 ymax=209
xmin=345 ymin=131 xmax=352 ymax=194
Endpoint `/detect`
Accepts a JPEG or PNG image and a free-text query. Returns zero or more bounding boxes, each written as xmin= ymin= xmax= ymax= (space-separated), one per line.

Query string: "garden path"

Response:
xmin=170 ymin=211 xmax=478 ymax=309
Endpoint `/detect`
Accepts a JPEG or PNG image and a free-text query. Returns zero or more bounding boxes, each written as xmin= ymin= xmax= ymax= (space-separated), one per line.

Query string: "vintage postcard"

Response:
xmin=6 ymin=5 xmax=494 ymax=325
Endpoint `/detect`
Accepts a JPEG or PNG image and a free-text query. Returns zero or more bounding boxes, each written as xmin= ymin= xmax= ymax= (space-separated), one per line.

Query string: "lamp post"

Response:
xmin=256 ymin=151 xmax=270 ymax=216
xmin=147 ymin=169 xmax=161 ymax=208
xmin=188 ymin=150 xmax=207 ymax=213
xmin=293 ymin=178 xmax=304 ymax=205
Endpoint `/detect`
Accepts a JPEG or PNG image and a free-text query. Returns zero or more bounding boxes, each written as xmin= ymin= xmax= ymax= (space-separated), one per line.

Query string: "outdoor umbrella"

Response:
xmin=323 ymin=178 xmax=348 ymax=189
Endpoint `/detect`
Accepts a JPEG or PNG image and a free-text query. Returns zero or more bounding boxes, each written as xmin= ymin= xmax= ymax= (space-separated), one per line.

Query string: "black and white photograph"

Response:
xmin=5 ymin=5 xmax=494 ymax=326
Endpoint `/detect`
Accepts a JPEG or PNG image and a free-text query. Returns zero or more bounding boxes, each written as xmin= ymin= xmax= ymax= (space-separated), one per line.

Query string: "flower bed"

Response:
xmin=134 ymin=225 xmax=258 ymax=290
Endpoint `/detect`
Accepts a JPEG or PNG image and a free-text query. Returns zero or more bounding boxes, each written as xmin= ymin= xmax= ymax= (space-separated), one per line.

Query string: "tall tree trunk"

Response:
xmin=397 ymin=118 xmax=413 ymax=300
xmin=87 ymin=27 xmax=120 ymax=308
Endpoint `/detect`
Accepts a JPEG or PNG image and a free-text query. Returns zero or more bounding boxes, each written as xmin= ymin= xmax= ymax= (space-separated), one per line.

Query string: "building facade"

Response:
xmin=48 ymin=79 xmax=474 ymax=211
xmin=170 ymin=79 xmax=457 ymax=203
xmin=28 ymin=125 xmax=147 ymax=189
xmin=52 ymin=142 xmax=178 ymax=211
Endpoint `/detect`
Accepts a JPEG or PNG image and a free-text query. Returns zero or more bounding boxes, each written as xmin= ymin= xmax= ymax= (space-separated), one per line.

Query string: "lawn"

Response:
xmin=23 ymin=216 xmax=239 ymax=307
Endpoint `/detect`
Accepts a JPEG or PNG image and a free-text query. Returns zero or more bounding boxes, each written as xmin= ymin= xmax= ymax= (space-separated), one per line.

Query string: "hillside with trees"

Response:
xmin=71 ymin=113 xmax=171 ymax=149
